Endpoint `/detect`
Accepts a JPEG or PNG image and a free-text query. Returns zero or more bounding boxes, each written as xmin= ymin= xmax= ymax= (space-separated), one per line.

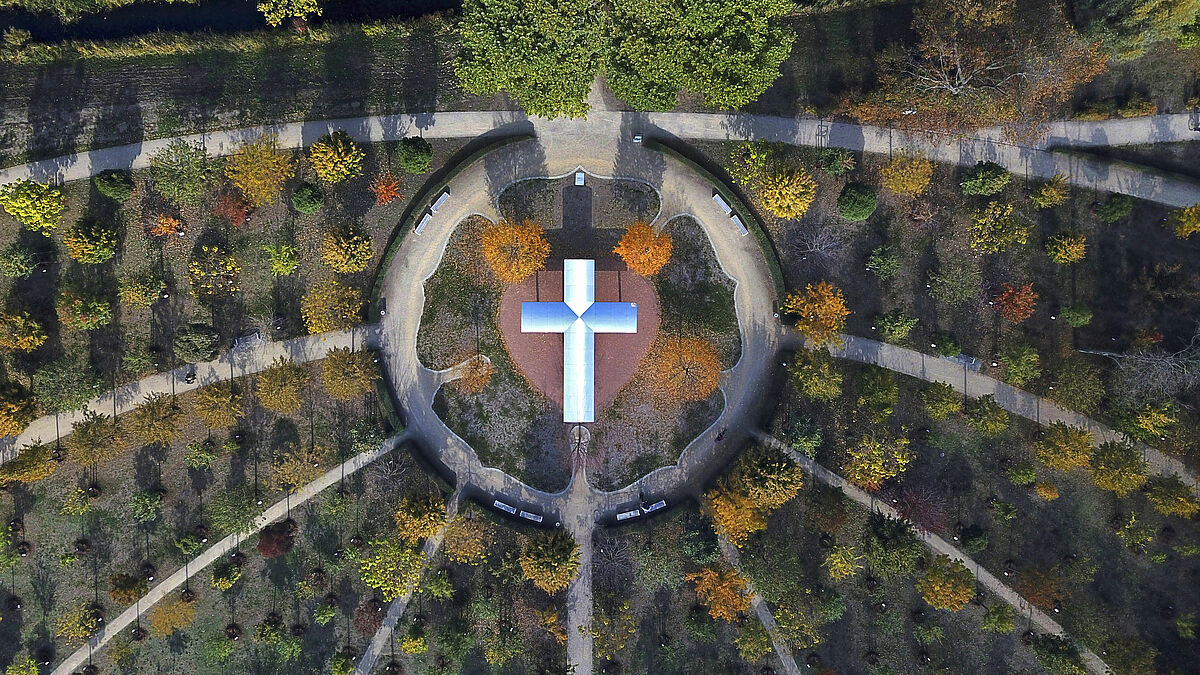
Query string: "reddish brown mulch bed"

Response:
xmin=497 ymin=268 xmax=661 ymax=417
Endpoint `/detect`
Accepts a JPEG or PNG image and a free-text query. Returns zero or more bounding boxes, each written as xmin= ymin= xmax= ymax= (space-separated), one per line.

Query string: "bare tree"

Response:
xmin=1081 ymin=329 xmax=1200 ymax=404
xmin=786 ymin=220 xmax=844 ymax=266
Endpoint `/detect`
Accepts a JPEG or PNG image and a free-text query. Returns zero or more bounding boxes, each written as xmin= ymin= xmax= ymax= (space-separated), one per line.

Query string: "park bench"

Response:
xmin=414 ymin=211 xmax=433 ymax=235
xmin=519 ymin=510 xmax=544 ymax=523
xmin=492 ymin=500 xmax=517 ymax=514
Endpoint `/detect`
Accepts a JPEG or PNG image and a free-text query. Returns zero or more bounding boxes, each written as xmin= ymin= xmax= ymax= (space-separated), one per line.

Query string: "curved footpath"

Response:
xmin=787 ymin=332 xmax=1200 ymax=496
xmin=2 ymin=326 xmax=367 ymax=464
xmin=754 ymin=432 xmax=1109 ymax=675
xmin=54 ymin=433 xmax=407 ymax=675
xmin=1 ymin=111 xmax=1198 ymax=207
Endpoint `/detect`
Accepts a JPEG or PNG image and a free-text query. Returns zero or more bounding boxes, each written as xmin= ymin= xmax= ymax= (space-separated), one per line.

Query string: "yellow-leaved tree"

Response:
xmin=916 ymin=555 xmax=975 ymax=611
xmin=783 ymin=281 xmax=850 ymax=347
xmin=1036 ymin=422 xmax=1092 ymax=472
xmin=301 ymin=280 xmax=362 ymax=334
xmin=687 ymin=567 xmax=750 ymax=622
xmin=757 ymin=166 xmax=817 ymax=219
xmin=256 ymin=357 xmax=310 ymax=414
xmin=192 ymin=382 xmax=242 ymax=428
xmin=225 ymin=134 xmax=295 ymax=207
xmin=309 ymin=130 xmax=364 ymax=184
xmin=480 ymin=219 xmax=551 ymax=284
xmin=444 ymin=513 xmax=493 ymax=565
xmin=0 ymin=382 xmax=36 ymax=438
xmin=842 ymin=433 xmax=914 ymax=491
xmin=880 ymin=152 xmax=933 ymax=197
xmin=519 ymin=531 xmax=580 ymax=593
xmin=0 ymin=311 xmax=47 ymax=352
xmin=394 ymin=491 xmax=446 ymax=544
xmin=321 ymin=347 xmax=376 ymax=400
xmin=613 ymin=222 xmax=672 ymax=276
xmin=320 ymin=224 xmax=373 ymax=274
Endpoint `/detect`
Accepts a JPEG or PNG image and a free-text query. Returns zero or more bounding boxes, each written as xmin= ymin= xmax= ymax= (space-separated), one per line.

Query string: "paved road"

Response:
xmin=2 ymin=326 xmax=367 ymax=464
xmin=3 ymin=112 xmax=1198 ymax=207
xmin=754 ymin=432 xmax=1111 ymax=675
xmin=785 ymin=332 xmax=1200 ymax=497
xmin=53 ymin=433 xmax=407 ymax=675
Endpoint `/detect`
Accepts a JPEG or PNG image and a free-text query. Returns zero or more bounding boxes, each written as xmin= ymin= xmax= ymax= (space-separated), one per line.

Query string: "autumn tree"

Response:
xmin=923 ymin=382 xmax=962 ymax=420
xmin=395 ymin=492 xmax=446 ymax=544
xmin=148 ymin=598 xmax=196 ymax=637
xmin=225 ymin=134 xmax=296 ymax=207
xmin=687 ymin=567 xmax=750 ymax=622
xmin=1031 ymin=174 xmax=1070 ymax=208
xmin=613 ymin=222 xmax=672 ymax=276
xmin=444 ymin=513 xmax=493 ymax=565
xmin=150 ymin=140 xmax=211 ymax=206
xmin=309 ymin=130 xmax=364 ymax=184
xmin=369 ymin=172 xmax=402 ymax=205
xmin=917 ymin=555 xmax=975 ymax=611
xmin=757 ymin=165 xmax=817 ymax=219
xmin=480 ymin=219 xmax=551 ymax=283
xmin=1036 ymin=423 xmax=1093 ymax=472
xmin=301 ymin=280 xmax=362 ymax=334
xmin=1045 ymin=233 xmax=1087 ymax=264
xmin=788 ymin=347 xmax=843 ymax=402
xmin=705 ymin=485 xmax=766 ymax=548
xmin=520 ymin=531 xmax=581 ymax=593
xmin=55 ymin=602 xmax=100 ymax=645
xmin=969 ymin=201 xmax=1028 ymax=253
xmin=0 ymin=179 xmax=64 ymax=235
xmin=359 ymin=537 xmax=423 ymax=601
xmin=824 ymin=544 xmax=863 ymax=581
xmin=730 ymin=443 xmax=803 ymax=510
xmin=207 ymin=486 xmax=259 ymax=535
xmin=881 ymin=152 xmax=933 ymax=197
xmin=965 ymin=395 xmax=1009 ymax=436
xmin=1144 ymin=475 xmax=1200 ymax=518
xmin=993 ymin=283 xmax=1037 ymax=323
xmin=256 ymin=357 xmax=311 ymax=414
xmin=63 ymin=217 xmax=118 ymax=264
xmin=1090 ymin=440 xmax=1148 ymax=496
xmin=0 ymin=442 xmax=55 ymax=484
xmin=455 ymin=354 xmax=495 ymax=394
xmin=646 ymin=336 xmax=721 ymax=405
xmin=843 ymin=433 xmax=913 ymax=491
xmin=274 ymin=445 xmax=328 ymax=492
xmin=56 ymin=289 xmax=113 ymax=330
xmin=1170 ymin=204 xmax=1200 ymax=238
xmin=783 ymin=281 xmax=850 ymax=347
xmin=849 ymin=0 xmax=1106 ymax=137
xmin=0 ymin=311 xmax=46 ymax=352
xmin=118 ymin=272 xmax=165 ymax=309
xmin=322 ymin=347 xmax=375 ymax=400
xmin=1077 ymin=0 xmax=1200 ymax=59
xmin=258 ymin=520 xmax=297 ymax=558
xmin=66 ymin=410 xmax=121 ymax=468
xmin=258 ymin=0 xmax=320 ymax=26
xmin=320 ymin=224 xmax=373 ymax=274
xmin=263 ymin=243 xmax=299 ymax=277
xmin=129 ymin=393 xmax=182 ymax=445
xmin=193 ymin=382 xmax=242 ymax=428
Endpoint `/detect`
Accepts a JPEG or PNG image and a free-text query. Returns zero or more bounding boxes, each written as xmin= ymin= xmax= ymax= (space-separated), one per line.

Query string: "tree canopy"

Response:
xmin=480 ymin=219 xmax=551 ymax=284
xmin=613 ymin=222 xmax=672 ymax=276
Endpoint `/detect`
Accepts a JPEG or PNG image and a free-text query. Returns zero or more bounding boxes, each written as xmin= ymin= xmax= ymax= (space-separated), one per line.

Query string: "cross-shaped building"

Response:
xmin=521 ymin=259 xmax=637 ymax=423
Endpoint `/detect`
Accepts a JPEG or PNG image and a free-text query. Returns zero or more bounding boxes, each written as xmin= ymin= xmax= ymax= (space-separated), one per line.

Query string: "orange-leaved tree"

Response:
xmin=613 ymin=222 xmax=672 ymax=276
xmin=993 ymin=283 xmax=1037 ymax=323
xmin=646 ymin=336 xmax=721 ymax=405
xmin=369 ymin=171 xmax=402 ymax=205
xmin=704 ymin=443 xmax=801 ymax=547
xmin=783 ymin=281 xmax=850 ymax=347
xmin=687 ymin=567 xmax=751 ymax=622
xmin=480 ymin=219 xmax=550 ymax=284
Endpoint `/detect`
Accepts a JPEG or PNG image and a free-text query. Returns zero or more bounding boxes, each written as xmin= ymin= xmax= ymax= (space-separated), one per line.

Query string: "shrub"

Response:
xmin=1007 ymin=463 xmax=1037 ymax=486
xmin=396 ymin=136 xmax=434 ymax=174
xmin=876 ymin=312 xmax=917 ymax=343
xmin=1030 ymin=174 xmax=1069 ymax=208
xmin=788 ymin=348 xmax=842 ymax=402
xmin=1170 ymin=204 xmax=1200 ymax=239
xmin=1098 ymin=194 xmax=1133 ymax=223
xmin=917 ymin=555 xmax=974 ymax=611
xmin=291 ymin=182 xmax=324 ymax=214
xmin=173 ymin=323 xmax=219 ymax=363
xmin=309 ymin=130 xmax=365 ymax=184
xmin=0 ymin=243 xmax=35 ymax=278
xmin=931 ymin=332 xmax=961 ymax=357
xmin=836 ymin=183 xmax=877 ymax=221
xmin=56 ymin=290 xmax=112 ymax=330
xmin=982 ymin=604 xmax=1015 ymax=633
xmin=211 ymin=560 xmax=242 ymax=591
xmin=150 ymin=140 xmax=211 ymax=206
xmin=928 ymin=258 xmax=982 ymax=307
xmin=923 ymin=382 xmax=961 ymax=420
xmin=187 ymin=246 xmax=241 ymax=300
xmin=961 ymin=161 xmax=1010 ymax=196
xmin=263 ymin=243 xmax=300 ymax=276
xmin=1060 ymin=304 xmax=1092 ymax=327
xmin=969 ymin=201 xmax=1028 ymax=253
xmin=93 ymin=170 xmax=134 ymax=203
xmin=818 ymin=147 xmax=855 ymax=176
xmin=1145 ymin=475 xmax=1200 ymax=518
xmin=0 ymin=179 xmax=65 ymax=235
xmin=184 ymin=439 xmax=220 ymax=470
xmin=965 ymin=395 xmax=1008 ymax=436
xmin=865 ymin=245 xmax=899 ymax=280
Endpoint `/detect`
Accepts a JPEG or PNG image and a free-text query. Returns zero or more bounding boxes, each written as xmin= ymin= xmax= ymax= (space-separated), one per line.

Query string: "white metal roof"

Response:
xmin=520 ymin=259 xmax=639 ymax=423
